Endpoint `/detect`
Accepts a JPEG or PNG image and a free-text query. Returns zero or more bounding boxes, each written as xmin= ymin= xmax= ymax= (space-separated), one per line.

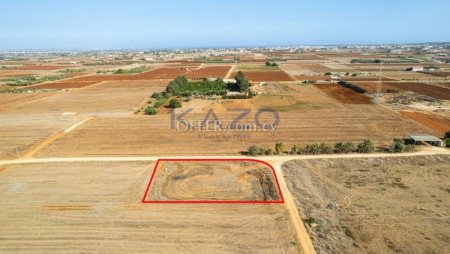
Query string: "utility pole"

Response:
xmin=376 ymin=61 xmax=383 ymax=103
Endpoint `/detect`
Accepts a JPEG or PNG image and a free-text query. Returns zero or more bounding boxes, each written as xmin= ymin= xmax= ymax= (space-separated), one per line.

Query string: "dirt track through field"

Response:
xmin=21 ymin=117 xmax=94 ymax=158
xmin=271 ymin=160 xmax=317 ymax=254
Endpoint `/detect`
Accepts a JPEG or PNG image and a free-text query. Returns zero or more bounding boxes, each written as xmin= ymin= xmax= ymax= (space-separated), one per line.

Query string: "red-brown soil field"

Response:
xmin=185 ymin=66 xmax=231 ymax=79
xmin=352 ymin=81 xmax=403 ymax=93
xmin=294 ymin=75 xmax=330 ymax=81
xmin=384 ymin=82 xmax=450 ymax=100
xmin=234 ymin=70 xmax=294 ymax=82
xmin=400 ymin=111 xmax=450 ymax=135
xmin=314 ymin=84 xmax=372 ymax=104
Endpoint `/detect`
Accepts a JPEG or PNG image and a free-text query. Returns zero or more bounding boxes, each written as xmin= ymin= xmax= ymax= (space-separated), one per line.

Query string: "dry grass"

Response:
xmin=0 ymin=161 xmax=300 ymax=253
xmin=283 ymin=155 xmax=450 ymax=254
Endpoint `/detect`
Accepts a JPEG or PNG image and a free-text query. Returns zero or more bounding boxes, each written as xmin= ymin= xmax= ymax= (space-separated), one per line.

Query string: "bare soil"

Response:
xmin=384 ymin=82 xmax=450 ymax=100
xmin=146 ymin=160 xmax=281 ymax=201
xmin=400 ymin=111 xmax=450 ymax=135
xmin=283 ymin=155 xmax=450 ymax=254
xmin=314 ymin=84 xmax=372 ymax=104
xmin=0 ymin=161 xmax=300 ymax=253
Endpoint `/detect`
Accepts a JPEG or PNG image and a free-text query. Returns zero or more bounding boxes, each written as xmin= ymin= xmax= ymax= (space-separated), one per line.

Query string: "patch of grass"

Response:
xmin=6 ymin=75 xmax=69 ymax=86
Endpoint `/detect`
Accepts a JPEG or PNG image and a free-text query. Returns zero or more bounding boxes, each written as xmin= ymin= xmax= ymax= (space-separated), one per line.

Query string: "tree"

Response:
xmin=144 ymin=106 xmax=157 ymax=115
xmin=445 ymin=138 xmax=450 ymax=148
xmin=324 ymin=72 xmax=332 ymax=76
xmin=275 ymin=142 xmax=284 ymax=154
xmin=247 ymin=145 xmax=260 ymax=156
xmin=388 ymin=139 xmax=406 ymax=153
xmin=235 ymin=71 xmax=250 ymax=92
xmin=168 ymin=98 xmax=182 ymax=108
xmin=356 ymin=139 xmax=374 ymax=153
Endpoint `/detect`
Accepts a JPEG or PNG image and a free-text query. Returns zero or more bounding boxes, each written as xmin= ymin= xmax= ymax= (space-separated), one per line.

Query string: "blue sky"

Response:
xmin=1 ymin=0 xmax=449 ymax=49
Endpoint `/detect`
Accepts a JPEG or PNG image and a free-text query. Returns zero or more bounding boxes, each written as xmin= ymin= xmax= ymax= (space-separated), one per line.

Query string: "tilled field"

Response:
xmin=314 ymin=84 xmax=372 ymax=104
xmin=185 ymin=66 xmax=231 ymax=79
xmin=283 ymin=155 xmax=450 ymax=254
xmin=34 ymin=105 xmax=428 ymax=157
xmin=400 ymin=111 xmax=450 ymax=135
xmin=351 ymin=81 xmax=402 ymax=93
xmin=384 ymin=82 xmax=450 ymax=100
xmin=0 ymin=161 xmax=300 ymax=253
xmin=233 ymin=70 xmax=294 ymax=82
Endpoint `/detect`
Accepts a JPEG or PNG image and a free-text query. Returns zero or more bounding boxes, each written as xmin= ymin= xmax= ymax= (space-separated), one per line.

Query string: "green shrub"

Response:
xmin=291 ymin=145 xmax=303 ymax=155
xmin=275 ymin=142 xmax=284 ymax=154
xmin=247 ymin=145 xmax=273 ymax=156
xmin=388 ymin=138 xmax=406 ymax=153
xmin=445 ymin=138 xmax=450 ymax=148
xmin=356 ymin=139 xmax=374 ymax=153
xmin=151 ymin=92 xmax=163 ymax=99
xmin=247 ymin=145 xmax=260 ymax=156
xmin=144 ymin=106 xmax=157 ymax=115
xmin=153 ymin=99 xmax=166 ymax=108
xmin=304 ymin=143 xmax=321 ymax=155
xmin=168 ymin=98 xmax=182 ymax=108
xmin=318 ymin=143 xmax=333 ymax=154
xmin=334 ymin=142 xmax=354 ymax=154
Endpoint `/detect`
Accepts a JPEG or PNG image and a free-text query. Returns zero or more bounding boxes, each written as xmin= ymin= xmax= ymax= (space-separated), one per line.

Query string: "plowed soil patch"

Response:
xmin=315 ymin=84 xmax=372 ymax=104
xmin=384 ymin=82 xmax=450 ymax=100
xmin=185 ymin=66 xmax=231 ymax=80
xmin=400 ymin=111 xmax=450 ymax=135
xmin=234 ymin=70 xmax=294 ymax=82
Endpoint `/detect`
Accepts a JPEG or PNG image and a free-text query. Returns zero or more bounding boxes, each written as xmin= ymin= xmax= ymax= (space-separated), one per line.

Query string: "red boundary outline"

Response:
xmin=141 ymin=158 xmax=284 ymax=204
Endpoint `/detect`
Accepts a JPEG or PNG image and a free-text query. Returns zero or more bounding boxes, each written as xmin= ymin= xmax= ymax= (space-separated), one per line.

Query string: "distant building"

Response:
xmin=405 ymin=133 xmax=444 ymax=147
xmin=223 ymin=79 xmax=237 ymax=83
xmin=412 ymin=67 xmax=424 ymax=72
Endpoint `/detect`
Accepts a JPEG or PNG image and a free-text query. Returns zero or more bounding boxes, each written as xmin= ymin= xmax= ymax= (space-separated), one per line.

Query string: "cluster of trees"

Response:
xmin=228 ymin=71 xmax=251 ymax=93
xmin=166 ymin=72 xmax=251 ymax=97
xmin=351 ymin=59 xmax=383 ymax=64
xmin=114 ymin=66 xmax=149 ymax=74
xmin=265 ymin=61 xmax=278 ymax=67
xmin=338 ymin=80 xmax=367 ymax=93
xmin=246 ymin=139 xmax=376 ymax=156
xmin=144 ymin=92 xmax=182 ymax=115
xmin=166 ymin=76 xmax=228 ymax=96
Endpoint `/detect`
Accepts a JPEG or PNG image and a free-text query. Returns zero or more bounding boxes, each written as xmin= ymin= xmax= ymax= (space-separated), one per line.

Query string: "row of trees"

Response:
xmin=265 ymin=61 xmax=278 ymax=67
xmin=338 ymin=80 xmax=367 ymax=93
xmin=246 ymin=139 xmax=422 ymax=156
